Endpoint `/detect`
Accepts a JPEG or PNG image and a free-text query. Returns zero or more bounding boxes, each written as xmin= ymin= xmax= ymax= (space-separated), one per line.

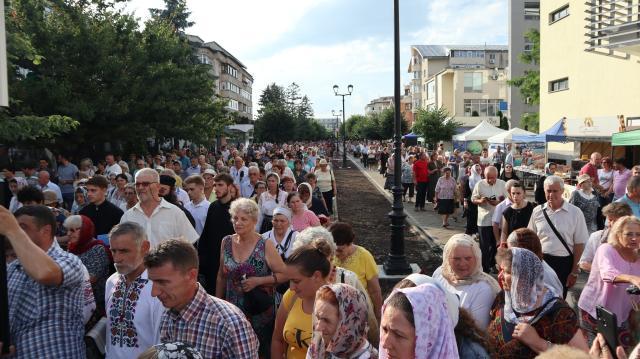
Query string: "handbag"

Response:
xmin=243 ymin=284 xmax=273 ymax=315
xmin=541 ymin=206 xmax=573 ymax=259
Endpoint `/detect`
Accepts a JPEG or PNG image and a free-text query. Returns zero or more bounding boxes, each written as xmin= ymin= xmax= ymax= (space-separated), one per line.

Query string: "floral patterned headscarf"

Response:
xmin=504 ymin=247 xmax=558 ymax=324
xmin=151 ymin=342 xmax=203 ymax=359
xmin=379 ymin=283 xmax=458 ymax=359
xmin=307 ymin=283 xmax=377 ymax=359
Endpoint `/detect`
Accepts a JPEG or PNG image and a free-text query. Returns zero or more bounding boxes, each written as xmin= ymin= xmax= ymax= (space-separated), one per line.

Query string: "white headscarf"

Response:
xmin=468 ymin=164 xmax=483 ymax=190
xmin=439 ymin=234 xmax=501 ymax=293
xmin=503 ymin=247 xmax=558 ymax=324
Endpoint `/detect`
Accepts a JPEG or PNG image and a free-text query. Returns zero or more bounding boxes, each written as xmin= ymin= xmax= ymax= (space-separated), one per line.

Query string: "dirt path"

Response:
xmin=333 ymin=159 xmax=441 ymax=277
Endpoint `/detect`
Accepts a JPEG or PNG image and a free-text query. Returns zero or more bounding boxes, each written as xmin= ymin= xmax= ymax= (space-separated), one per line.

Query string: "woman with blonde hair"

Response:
xmin=578 ymin=215 xmax=640 ymax=349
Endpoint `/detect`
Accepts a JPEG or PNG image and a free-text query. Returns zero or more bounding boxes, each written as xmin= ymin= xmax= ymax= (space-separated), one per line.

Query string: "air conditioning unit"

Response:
xmin=490 ymin=75 xmax=499 ymax=80
xmin=489 ymin=59 xmax=495 ymax=64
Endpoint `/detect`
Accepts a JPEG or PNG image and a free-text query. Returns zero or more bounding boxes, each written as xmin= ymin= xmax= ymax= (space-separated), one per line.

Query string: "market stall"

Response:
xmin=612 ymin=128 xmax=640 ymax=165
xmin=452 ymin=120 xmax=506 ymax=154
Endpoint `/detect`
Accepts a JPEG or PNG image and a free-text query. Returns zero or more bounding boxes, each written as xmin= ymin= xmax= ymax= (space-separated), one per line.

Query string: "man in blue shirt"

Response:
xmin=56 ymin=154 xmax=78 ymax=210
xmin=2 ymin=205 xmax=85 ymax=358
xmin=616 ymin=175 xmax=640 ymax=218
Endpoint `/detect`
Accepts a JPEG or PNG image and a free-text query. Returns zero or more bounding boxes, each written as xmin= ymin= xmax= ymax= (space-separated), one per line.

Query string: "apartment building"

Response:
xmin=187 ymin=35 xmax=254 ymax=120
xmin=365 ymin=96 xmax=394 ymax=115
xmin=408 ymin=45 xmax=509 ymax=130
xmin=540 ymin=0 xmax=640 ymax=160
xmin=508 ymin=0 xmax=540 ymax=128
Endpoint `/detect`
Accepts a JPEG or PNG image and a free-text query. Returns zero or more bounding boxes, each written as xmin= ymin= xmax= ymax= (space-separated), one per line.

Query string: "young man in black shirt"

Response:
xmin=80 ymin=175 xmax=124 ymax=235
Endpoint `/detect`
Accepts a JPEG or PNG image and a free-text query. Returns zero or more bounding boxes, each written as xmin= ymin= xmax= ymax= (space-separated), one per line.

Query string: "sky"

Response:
xmin=127 ymin=0 xmax=508 ymax=119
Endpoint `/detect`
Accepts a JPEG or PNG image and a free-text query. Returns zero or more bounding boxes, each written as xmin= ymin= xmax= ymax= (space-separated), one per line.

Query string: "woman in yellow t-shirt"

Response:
xmin=329 ymin=222 xmax=383 ymax=323
xmin=271 ymin=239 xmax=332 ymax=359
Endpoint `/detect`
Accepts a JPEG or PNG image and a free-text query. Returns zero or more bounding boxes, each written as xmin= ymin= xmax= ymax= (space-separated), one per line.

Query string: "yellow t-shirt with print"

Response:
xmin=333 ymin=245 xmax=378 ymax=290
xmin=281 ymin=289 xmax=312 ymax=359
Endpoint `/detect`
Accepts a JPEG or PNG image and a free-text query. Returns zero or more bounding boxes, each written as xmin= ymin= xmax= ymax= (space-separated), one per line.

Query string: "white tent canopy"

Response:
xmin=487 ymin=127 xmax=536 ymax=144
xmin=452 ymin=120 xmax=507 ymax=141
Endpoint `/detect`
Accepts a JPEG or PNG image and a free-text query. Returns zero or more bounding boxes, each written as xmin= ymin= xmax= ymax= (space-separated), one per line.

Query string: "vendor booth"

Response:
xmin=612 ymin=128 xmax=640 ymax=166
xmin=452 ymin=120 xmax=506 ymax=155
xmin=402 ymin=132 xmax=419 ymax=146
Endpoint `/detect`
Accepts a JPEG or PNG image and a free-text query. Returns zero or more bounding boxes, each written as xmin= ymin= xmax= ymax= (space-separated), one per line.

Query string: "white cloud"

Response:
xmin=409 ymin=0 xmax=507 ymax=44
xmin=126 ymin=0 xmax=335 ymax=57
xmin=249 ymin=37 xmax=395 ymax=118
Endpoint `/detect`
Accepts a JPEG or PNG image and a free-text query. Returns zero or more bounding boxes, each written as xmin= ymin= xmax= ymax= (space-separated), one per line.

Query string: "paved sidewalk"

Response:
xmin=347 ymin=155 xmax=463 ymax=247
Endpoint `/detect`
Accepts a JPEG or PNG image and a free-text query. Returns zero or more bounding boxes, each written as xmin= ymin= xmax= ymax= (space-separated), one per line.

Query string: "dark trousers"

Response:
xmin=62 ymin=192 xmax=74 ymax=210
xmin=415 ymin=182 xmax=428 ymax=209
xmin=543 ymin=254 xmax=573 ymax=298
xmin=322 ymin=190 xmax=334 ymax=215
xmin=402 ymin=183 xmax=414 ymax=198
xmin=478 ymin=226 xmax=497 ymax=272
xmin=495 ymin=163 xmax=502 ymax=174
xmin=465 ymin=203 xmax=478 ymax=235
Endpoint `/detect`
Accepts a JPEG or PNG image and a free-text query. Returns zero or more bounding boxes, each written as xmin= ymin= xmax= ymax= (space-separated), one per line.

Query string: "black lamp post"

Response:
xmin=333 ymin=84 xmax=353 ymax=168
xmin=383 ymin=0 xmax=412 ymax=275
xmin=331 ymin=109 xmax=342 ymax=154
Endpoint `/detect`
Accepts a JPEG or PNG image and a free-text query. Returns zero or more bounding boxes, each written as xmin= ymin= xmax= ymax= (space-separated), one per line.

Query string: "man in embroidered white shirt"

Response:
xmin=230 ymin=156 xmax=249 ymax=186
xmin=105 ymin=222 xmax=165 ymax=359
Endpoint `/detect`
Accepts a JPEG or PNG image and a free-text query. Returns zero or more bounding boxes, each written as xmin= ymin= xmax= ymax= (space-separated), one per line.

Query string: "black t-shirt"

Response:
xmin=79 ymin=200 xmax=124 ymax=235
xmin=502 ymin=201 xmax=535 ymax=234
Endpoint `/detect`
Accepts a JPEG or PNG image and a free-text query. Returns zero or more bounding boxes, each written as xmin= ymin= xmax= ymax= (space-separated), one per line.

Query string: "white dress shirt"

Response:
xmin=38 ymin=181 xmax=63 ymax=204
xmin=230 ymin=165 xmax=249 ymax=185
xmin=120 ymin=198 xmax=199 ymax=248
xmin=184 ymin=198 xmax=210 ymax=236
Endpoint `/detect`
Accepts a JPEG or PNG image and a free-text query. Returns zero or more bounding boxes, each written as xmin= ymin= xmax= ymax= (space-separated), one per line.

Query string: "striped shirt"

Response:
xmin=160 ymin=284 xmax=259 ymax=358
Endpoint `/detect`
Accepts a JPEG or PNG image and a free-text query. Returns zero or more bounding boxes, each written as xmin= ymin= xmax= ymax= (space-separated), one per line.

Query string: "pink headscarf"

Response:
xmin=379 ymin=283 xmax=458 ymax=359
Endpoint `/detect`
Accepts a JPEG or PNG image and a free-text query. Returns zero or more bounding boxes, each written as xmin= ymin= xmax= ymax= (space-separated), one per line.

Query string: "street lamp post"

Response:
xmin=384 ymin=0 xmax=412 ymax=275
xmin=331 ymin=110 xmax=342 ymax=155
xmin=333 ymin=84 xmax=353 ymax=168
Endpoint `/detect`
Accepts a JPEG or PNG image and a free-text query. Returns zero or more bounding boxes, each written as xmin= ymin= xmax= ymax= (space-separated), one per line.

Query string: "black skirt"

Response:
xmin=437 ymin=199 xmax=455 ymax=215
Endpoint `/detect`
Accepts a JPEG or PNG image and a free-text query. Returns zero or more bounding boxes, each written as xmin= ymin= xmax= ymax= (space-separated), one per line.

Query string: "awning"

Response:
xmin=452 ymin=119 xmax=506 ymax=141
xmin=612 ymin=129 xmax=640 ymax=146
xmin=511 ymin=118 xmax=567 ymax=143
xmin=487 ymin=127 xmax=536 ymax=144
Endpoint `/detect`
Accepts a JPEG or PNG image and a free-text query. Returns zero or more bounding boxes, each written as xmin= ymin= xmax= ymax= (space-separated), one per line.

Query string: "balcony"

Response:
xmin=585 ymin=0 xmax=640 ymax=57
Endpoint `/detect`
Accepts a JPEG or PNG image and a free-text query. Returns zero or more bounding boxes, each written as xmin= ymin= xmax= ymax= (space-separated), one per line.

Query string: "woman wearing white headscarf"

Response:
xmin=433 ymin=234 xmax=500 ymax=330
xmin=307 ymin=284 xmax=378 ymax=359
xmin=379 ymin=283 xmax=459 ymax=359
xmin=487 ymin=247 xmax=588 ymax=358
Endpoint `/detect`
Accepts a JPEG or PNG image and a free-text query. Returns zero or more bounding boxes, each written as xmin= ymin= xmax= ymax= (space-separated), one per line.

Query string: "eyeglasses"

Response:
xmin=135 ymin=181 xmax=157 ymax=188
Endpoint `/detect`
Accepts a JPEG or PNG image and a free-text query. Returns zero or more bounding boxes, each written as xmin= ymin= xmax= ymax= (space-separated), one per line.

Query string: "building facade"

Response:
xmin=408 ymin=45 xmax=509 ymax=129
xmin=508 ymin=0 xmax=540 ymax=128
xmin=540 ymin=0 xmax=640 ymax=160
xmin=365 ymin=96 xmax=394 ymax=115
xmin=187 ymin=35 xmax=254 ymax=120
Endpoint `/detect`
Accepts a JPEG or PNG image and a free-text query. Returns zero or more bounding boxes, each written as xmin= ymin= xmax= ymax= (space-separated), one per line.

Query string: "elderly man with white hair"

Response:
xmin=528 ymin=175 xmax=588 ymax=298
xmin=471 ymin=165 xmax=508 ymax=273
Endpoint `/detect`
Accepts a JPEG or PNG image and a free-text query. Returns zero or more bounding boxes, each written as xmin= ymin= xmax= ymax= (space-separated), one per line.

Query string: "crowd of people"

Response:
xmin=2 ymin=139 xmax=640 ymax=359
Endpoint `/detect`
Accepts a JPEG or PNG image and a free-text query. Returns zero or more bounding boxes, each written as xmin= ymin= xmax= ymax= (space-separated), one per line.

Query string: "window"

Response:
xmin=464 ymin=99 xmax=503 ymax=117
xmin=453 ymin=50 xmax=485 ymax=58
xmin=413 ymin=71 xmax=420 ymax=79
xmin=524 ymin=2 xmax=540 ymax=20
xmin=463 ymin=72 xmax=483 ymax=93
xmin=241 ymin=89 xmax=251 ymax=100
xmin=550 ymin=5 xmax=569 ymax=23
xmin=549 ymin=78 xmax=569 ymax=92
xmin=524 ymin=36 xmax=534 ymax=53
xmin=227 ymin=99 xmax=239 ymax=110
xmin=427 ymin=81 xmax=435 ymax=100
xmin=199 ymin=54 xmax=212 ymax=65
xmin=224 ymin=64 xmax=238 ymax=78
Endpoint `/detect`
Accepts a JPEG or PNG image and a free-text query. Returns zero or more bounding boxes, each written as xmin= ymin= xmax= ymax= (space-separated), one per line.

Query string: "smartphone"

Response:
xmin=596 ymin=305 xmax=619 ymax=359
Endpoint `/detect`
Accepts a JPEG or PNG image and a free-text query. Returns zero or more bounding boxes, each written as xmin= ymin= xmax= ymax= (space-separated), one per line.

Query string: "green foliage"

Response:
xmin=2 ymin=0 xmax=228 ymax=148
xmin=254 ymin=83 xmax=328 ymax=142
xmin=343 ymin=108 xmax=407 ymax=140
xmin=149 ymin=0 xmax=194 ymax=31
xmin=412 ymin=107 xmax=461 ymax=148
xmin=521 ymin=112 xmax=540 ymax=133
xmin=497 ymin=111 xmax=509 ymax=130
xmin=508 ymin=29 xmax=540 ymax=123
xmin=0 ymin=114 xmax=79 ymax=142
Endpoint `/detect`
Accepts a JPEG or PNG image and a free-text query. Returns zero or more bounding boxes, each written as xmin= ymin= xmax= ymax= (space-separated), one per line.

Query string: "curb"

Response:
xmin=345 ymin=154 xmax=441 ymax=251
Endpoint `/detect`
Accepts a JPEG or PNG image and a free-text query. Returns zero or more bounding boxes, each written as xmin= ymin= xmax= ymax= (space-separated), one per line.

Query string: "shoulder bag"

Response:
xmin=541 ymin=206 xmax=573 ymax=258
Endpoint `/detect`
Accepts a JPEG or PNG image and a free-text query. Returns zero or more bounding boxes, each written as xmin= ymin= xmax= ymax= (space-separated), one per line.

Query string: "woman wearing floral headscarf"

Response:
xmin=71 ymin=186 xmax=89 ymax=215
xmin=379 ymin=283 xmax=458 ymax=359
xmin=433 ymin=234 xmax=501 ymax=329
xmin=307 ymin=284 xmax=378 ymax=359
xmin=487 ymin=247 xmax=588 ymax=358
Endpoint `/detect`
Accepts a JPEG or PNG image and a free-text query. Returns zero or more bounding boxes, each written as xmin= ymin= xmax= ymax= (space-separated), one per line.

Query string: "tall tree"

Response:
xmin=412 ymin=107 xmax=461 ymax=149
xmin=149 ymin=0 xmax=194 ymax=31
xmin=508 ymin=28 xmax=540 ymax=131
xmin=376 ymin=107 xmax=409 ymax=140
